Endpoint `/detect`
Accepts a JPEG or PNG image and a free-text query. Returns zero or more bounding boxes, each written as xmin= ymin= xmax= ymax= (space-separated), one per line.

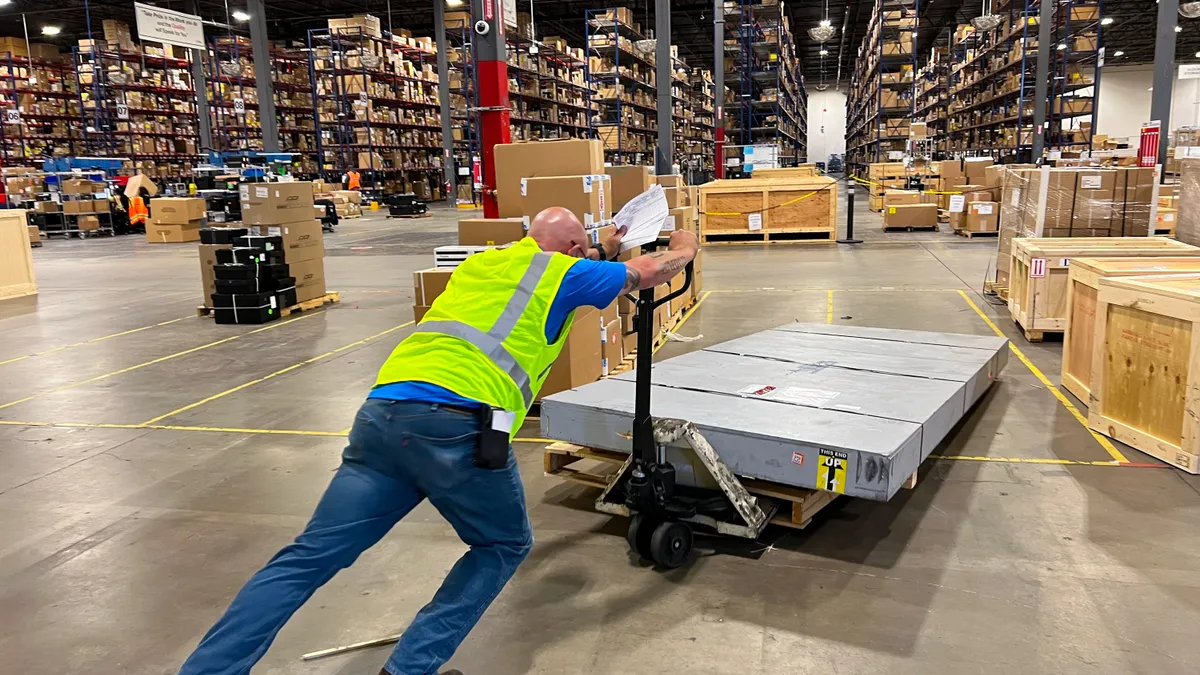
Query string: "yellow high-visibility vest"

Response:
xmin=374 ymin=237 xmax=579 ymax=435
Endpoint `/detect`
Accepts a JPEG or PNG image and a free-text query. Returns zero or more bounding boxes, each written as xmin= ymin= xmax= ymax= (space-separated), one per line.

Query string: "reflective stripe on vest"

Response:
xmin=412 ymin=252 xmax=553 ymax=408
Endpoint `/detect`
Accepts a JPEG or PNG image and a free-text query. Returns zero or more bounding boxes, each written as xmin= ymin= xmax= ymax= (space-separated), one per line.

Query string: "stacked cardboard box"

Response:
xmin=199 ymin=182 xmax=326 ymax=322
xmin=494 ymin=138 xmax=605 ymax=218
xmin=146 ymin=197 xmax=205 ymax=243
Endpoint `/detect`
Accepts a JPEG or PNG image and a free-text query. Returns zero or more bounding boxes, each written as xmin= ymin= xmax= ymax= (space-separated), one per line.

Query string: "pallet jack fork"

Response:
xmin=597 ymin=241 xmax=771 ymax=568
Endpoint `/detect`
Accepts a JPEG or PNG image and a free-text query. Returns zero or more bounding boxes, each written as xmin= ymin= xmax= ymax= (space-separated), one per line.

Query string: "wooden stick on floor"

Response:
xmin=301 ymin=633 xmax=402 ymax=661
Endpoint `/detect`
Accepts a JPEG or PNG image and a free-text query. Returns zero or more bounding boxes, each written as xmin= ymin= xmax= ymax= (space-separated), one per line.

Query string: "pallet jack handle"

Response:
xmin=626 ymin=239 xmax=694 ymax=467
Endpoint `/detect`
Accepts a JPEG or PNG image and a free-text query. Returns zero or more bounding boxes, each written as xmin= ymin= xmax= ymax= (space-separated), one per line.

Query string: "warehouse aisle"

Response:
xmin=2 ymin=207 xmax=1199 ymax=675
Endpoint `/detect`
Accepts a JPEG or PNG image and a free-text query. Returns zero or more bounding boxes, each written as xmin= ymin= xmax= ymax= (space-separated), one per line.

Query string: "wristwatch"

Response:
xmin=590 ymin=243 xmax=608 ymax=261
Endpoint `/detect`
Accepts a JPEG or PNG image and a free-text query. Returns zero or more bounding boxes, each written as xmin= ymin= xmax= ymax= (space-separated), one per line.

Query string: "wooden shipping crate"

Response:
xmin=0 ymin=210 xmax=36 ymax=300
xmin=1063 ymin=257 xmax=1200 ymax=403
xmin=1009 ymin=237 xmax=1199 ymax=340
xmin=752 ymin=165 xmax=819 ymax=179
xmin=1087 ymin=274 xmax=1200 ymax=472
xmin=698 ymin=176 xmax=837 ymax=245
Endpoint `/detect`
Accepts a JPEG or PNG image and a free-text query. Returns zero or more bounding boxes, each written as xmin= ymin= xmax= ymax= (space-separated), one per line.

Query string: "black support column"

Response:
xmin=655 ymin=0 xmax=672 ymax=175
xmin=247 ymin=0 xmax=279 ymax=152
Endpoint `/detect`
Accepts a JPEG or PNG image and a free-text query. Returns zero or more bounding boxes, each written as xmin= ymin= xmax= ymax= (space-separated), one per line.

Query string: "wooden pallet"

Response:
xmin=954 ymin=229 xmax=999 ymax=239
xmin=700 ymin=230 xmax=835 ymax=246
xmin=197 ymin=291 xmax=341 ymax=318
xmin=1155 ymin=226 xmax=1176 ymax=237
xmin=542 ymin=442 xmax=840 ymax=529
xmin=883 ymin=225 xmax=939 ymax=233
xmin=1013 ymin=317 xmax=1059 ymax=343
xmin=386 ymin=212 xmax=431 ymax=219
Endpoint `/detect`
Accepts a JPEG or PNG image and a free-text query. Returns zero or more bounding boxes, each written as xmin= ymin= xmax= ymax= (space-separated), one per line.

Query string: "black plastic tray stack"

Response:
xmin=203 ymin=227 xmax=298 ymax=325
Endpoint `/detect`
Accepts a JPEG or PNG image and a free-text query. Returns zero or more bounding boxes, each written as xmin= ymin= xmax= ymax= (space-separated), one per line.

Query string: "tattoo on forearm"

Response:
xmin=623 ymin=266 xmax=642 ymax=293
xmin=658 ymin=256 xmax=686 ymax=275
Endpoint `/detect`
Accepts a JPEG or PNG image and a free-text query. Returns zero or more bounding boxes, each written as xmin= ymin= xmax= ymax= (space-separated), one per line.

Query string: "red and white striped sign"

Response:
xmin=1140 ymin=120 xmax=1161 ymax=168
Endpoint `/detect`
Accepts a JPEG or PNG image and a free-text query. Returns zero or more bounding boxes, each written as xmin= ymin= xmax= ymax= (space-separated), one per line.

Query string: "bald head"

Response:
xmin=528 ymin=207 xmax=590 ymax=258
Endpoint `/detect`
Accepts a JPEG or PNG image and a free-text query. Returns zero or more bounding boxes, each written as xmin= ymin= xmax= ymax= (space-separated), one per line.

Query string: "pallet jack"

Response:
xmin=600 ymin=240 xmax=770 ymax=569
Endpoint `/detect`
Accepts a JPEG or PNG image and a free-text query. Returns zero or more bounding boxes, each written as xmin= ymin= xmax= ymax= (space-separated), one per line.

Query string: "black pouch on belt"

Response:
xmin=475 ymin=406 xmax=511 ymax=470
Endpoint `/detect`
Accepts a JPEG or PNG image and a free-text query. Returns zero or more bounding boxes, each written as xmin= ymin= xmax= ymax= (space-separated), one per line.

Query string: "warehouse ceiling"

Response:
xmin=0 ymin=1 xmax=1194 ymax=86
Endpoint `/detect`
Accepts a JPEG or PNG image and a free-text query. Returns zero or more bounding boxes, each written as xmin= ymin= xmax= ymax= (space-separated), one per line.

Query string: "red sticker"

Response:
xmin=791 ymin=452 xmax=805 ymax=466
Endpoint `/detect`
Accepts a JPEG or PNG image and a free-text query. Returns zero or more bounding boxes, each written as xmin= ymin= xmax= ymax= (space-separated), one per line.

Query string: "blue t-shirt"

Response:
xmin=369 ymin=257 xmax=627 ymax=407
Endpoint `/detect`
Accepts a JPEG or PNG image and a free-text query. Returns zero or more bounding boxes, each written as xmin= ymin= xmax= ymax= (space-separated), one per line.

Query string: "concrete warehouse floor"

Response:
xmin=3 ymin=192 xmax=1200 ymax=675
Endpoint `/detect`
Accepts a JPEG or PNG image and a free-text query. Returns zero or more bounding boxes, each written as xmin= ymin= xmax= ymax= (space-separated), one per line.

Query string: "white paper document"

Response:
xmin=613 ymin=184 xmax=670 ymax=252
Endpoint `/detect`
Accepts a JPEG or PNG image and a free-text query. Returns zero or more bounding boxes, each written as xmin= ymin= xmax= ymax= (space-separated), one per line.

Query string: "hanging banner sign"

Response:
xmin=1139 ymin=120 xmax=1161 ymax=168
xmin=1180 ymin=64 xmax=1200 ymax=80
xmin=502 ymin=0 xmax=517 ymax=27
xmin=134 ymin=2 xmax=205 ymax=51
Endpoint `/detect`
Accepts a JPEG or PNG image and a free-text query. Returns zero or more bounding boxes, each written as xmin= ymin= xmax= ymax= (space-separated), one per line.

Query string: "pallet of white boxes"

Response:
xmin=410 ymin=138 xmax=702 ymax=400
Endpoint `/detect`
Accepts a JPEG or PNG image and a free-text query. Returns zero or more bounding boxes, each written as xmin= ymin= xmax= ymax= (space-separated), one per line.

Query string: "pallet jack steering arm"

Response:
xmin=625 ymin=238 xmax=694 ymax=516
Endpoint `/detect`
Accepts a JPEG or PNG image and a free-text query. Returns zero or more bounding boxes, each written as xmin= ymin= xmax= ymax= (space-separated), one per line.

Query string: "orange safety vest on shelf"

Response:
xmin=346 ymin=171 xmax=361 ymax=191
xmin=129 ymin=196 xmax=149 ymax=225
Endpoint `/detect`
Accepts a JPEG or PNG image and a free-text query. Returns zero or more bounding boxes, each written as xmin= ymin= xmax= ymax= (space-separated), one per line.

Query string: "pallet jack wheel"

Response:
xmin=626 ymin=514 xmax=657 ymax=560
xmin=649 ymin=520 xmax=693 ymax=569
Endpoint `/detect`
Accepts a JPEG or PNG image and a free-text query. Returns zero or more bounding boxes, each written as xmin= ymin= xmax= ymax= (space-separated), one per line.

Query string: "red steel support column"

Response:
xmin=713 ymin=0 xmax=725 ymax=179
xmin=473 ymin=0 xmax=511 ymax=218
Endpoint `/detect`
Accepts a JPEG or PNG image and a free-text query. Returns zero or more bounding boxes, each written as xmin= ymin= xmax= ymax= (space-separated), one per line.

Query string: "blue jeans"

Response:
xmin=179 ymin=399 xmax=533 ymax=675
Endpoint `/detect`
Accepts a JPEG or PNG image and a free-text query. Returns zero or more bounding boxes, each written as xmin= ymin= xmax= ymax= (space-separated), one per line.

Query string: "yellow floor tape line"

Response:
xmin=0 ymin=315 xmax=193 ymax=367
xmin=957 ymin=290 xmax=1130 ymax=464
xmin=0 ymin=312 xmax=323 ymax=412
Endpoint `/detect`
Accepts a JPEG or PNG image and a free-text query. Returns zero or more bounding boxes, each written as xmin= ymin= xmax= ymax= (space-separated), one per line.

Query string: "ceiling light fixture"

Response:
xmin=1113 ymin=50 xmax=1124 ymax=56
xmin=0 ymin=0 xmax=12 ymax=6
xmin=1057 ymin=43 xmax=1067 ymax=50
xmin=820 ymin=49 xmax=829 ymax=56
xmin=971 ymin=0 xmax=1002 ymax=31
xmin=232 ymin=10 xmax=250 ymax=21
xmin=809 ymin=0 xmax=836 ymax=42
xmin=41 ymin=26 xmax=60 ymax=36
xmin=447 ymin=0 xmax=465 ymax=6
xmin=1101 ymin=17 xmax=1114 ymax=26
xmin=1181 ymin=2 xmax=1200 ymax=19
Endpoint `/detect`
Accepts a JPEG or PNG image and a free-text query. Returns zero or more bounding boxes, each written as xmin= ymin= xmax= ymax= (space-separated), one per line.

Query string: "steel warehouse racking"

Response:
xmin=723 ymin=0 xmax=807 ymax=171
xmin=0 ymin=50 xmax=82 ymax=162
xmin=846 ymin=0 xmax=920 ymax=174
xmin=585 ymin=7 xmax=659 ymax=165
xmin=307 ymin=26 xmax=443 ymax=197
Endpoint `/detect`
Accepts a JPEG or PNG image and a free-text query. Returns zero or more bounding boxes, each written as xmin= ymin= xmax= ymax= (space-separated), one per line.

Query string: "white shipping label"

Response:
xmin=582 ymin=176 xmax=593 ymax=193
xmin=1163 ymin=212 xmax=1176 ymax=222
xmin=584 ymin=213 xmax=594 ymax=226
xmin=240 ymin=185 xmax=249 ymax=198
xmin=661 ymin=215 xmax=676 ymax=232
xmin=949 ymin=194 xmax=965 ymax=213
xmin=737 ymin=384 xmax=777 ymax=397
xmin=267 ymin=226 xmax=282 ymax=236
xmin=255 ymin=186 xmax=269 ymax=198
xmin=601 ymin=357 xmax=609 ymax=377
xmin=600 ymin=324 xmax=608 ymax=342
xmin=1030 ymin=258 xmax=1047 ymax=278
xmin=767 ymin=386 xmax=841 ymax=407
xmin=269 ymin=295 xmax=277 ymax=309
xmin=974 ymin=203 xmax=994 ymax=215
xmin=748 ymin=213 xmax=763 ymax=231
xmin=457 ymin=167 xmax=469 ymax=176
xmin=491 ymin=410 xmax=516 ymax=433
xmin=522 ymin=215 xmax=530 ymax=228
xmin=1059 ymin=258 xmax=1070 ymax=267
xmin=1010 ymin=188 xmax=1022 ymax=207
xmin=520 ymin=178 xmax=527 ymax=196
xmin=1080 ymin=175 xmax=1102 ymax=190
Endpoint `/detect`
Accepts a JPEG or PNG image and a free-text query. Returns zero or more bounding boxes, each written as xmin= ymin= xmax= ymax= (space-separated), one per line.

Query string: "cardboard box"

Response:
xmin=964 ymin=202 xmax=999 ymax=232
xmin=250 ymin=219 xmax=325 ymax=263
xmin=884 ymin=203 xmax=938 ymax=228
xmin=494 ymin=139 xmax=605 ymax=217
xmin=124 ymin=173 xmax=159 ymax=197
xmin=152 ymin=197 xmax=206 ymax=225
xmin=963 ymin=158 xmax=994 ymax=182
xmin=662 ymin=187 xmax=687 ymax=209
xmin=288 ymin=257 xmax=327 ymax=303
xmin=655 ymin=174 xmax=685 ymax=188
xmin=605 ymin=165 xmax=652 ymax=212
xmin=28 ymin=225 xmax=40 ymax=245
xmin=413 ymin=305 xmax=431 ymax=323
xmin=77 ymin=215 xmax=100 ymax=231
xmin=332 ymin=190 xmax=362 ymax=205
xmin=199 ymin=243 xmax=232 ymax=307
xmin=1072 ymin=170 xmax=1116 ymax=232
xmin=458 ymin=217 xmax=526 ymax=246
xmin=521 ymin=174 xmax=611 ymax=227
xmin=539 ymin=306 xmax=603 ymax=399
xmin=239 ymin=182 xmax=316 ymax=225
xmin=60 ymin=200 xmax=85 ymax=214
xmin=61 ymin=178 xmax=102 ymax=195
xmin=667 ymin=206 xmax=697 ymax=233
xmin=92 ymin=199 xmax=109 ymax=213
xmin=958 ymin=184 xmax=993 ymax=202
xmin=414 ymin=268 xmax=454 ymax=306
xmin=883 ymin=190 xmax=922 ymax=206
xmin=147 ymin=221 xmax=201 ymax=243
xmin=602 ymin=318 xmax=622 ymax=376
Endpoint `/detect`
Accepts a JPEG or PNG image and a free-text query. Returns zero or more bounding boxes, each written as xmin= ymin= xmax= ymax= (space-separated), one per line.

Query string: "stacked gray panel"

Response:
xmin=540 ymin=323 xmax=1008 ymax=501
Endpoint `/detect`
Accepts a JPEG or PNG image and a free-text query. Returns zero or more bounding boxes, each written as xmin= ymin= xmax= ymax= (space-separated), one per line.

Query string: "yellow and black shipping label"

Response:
xmin=817 ymin=448 xmax=849 ymax=494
